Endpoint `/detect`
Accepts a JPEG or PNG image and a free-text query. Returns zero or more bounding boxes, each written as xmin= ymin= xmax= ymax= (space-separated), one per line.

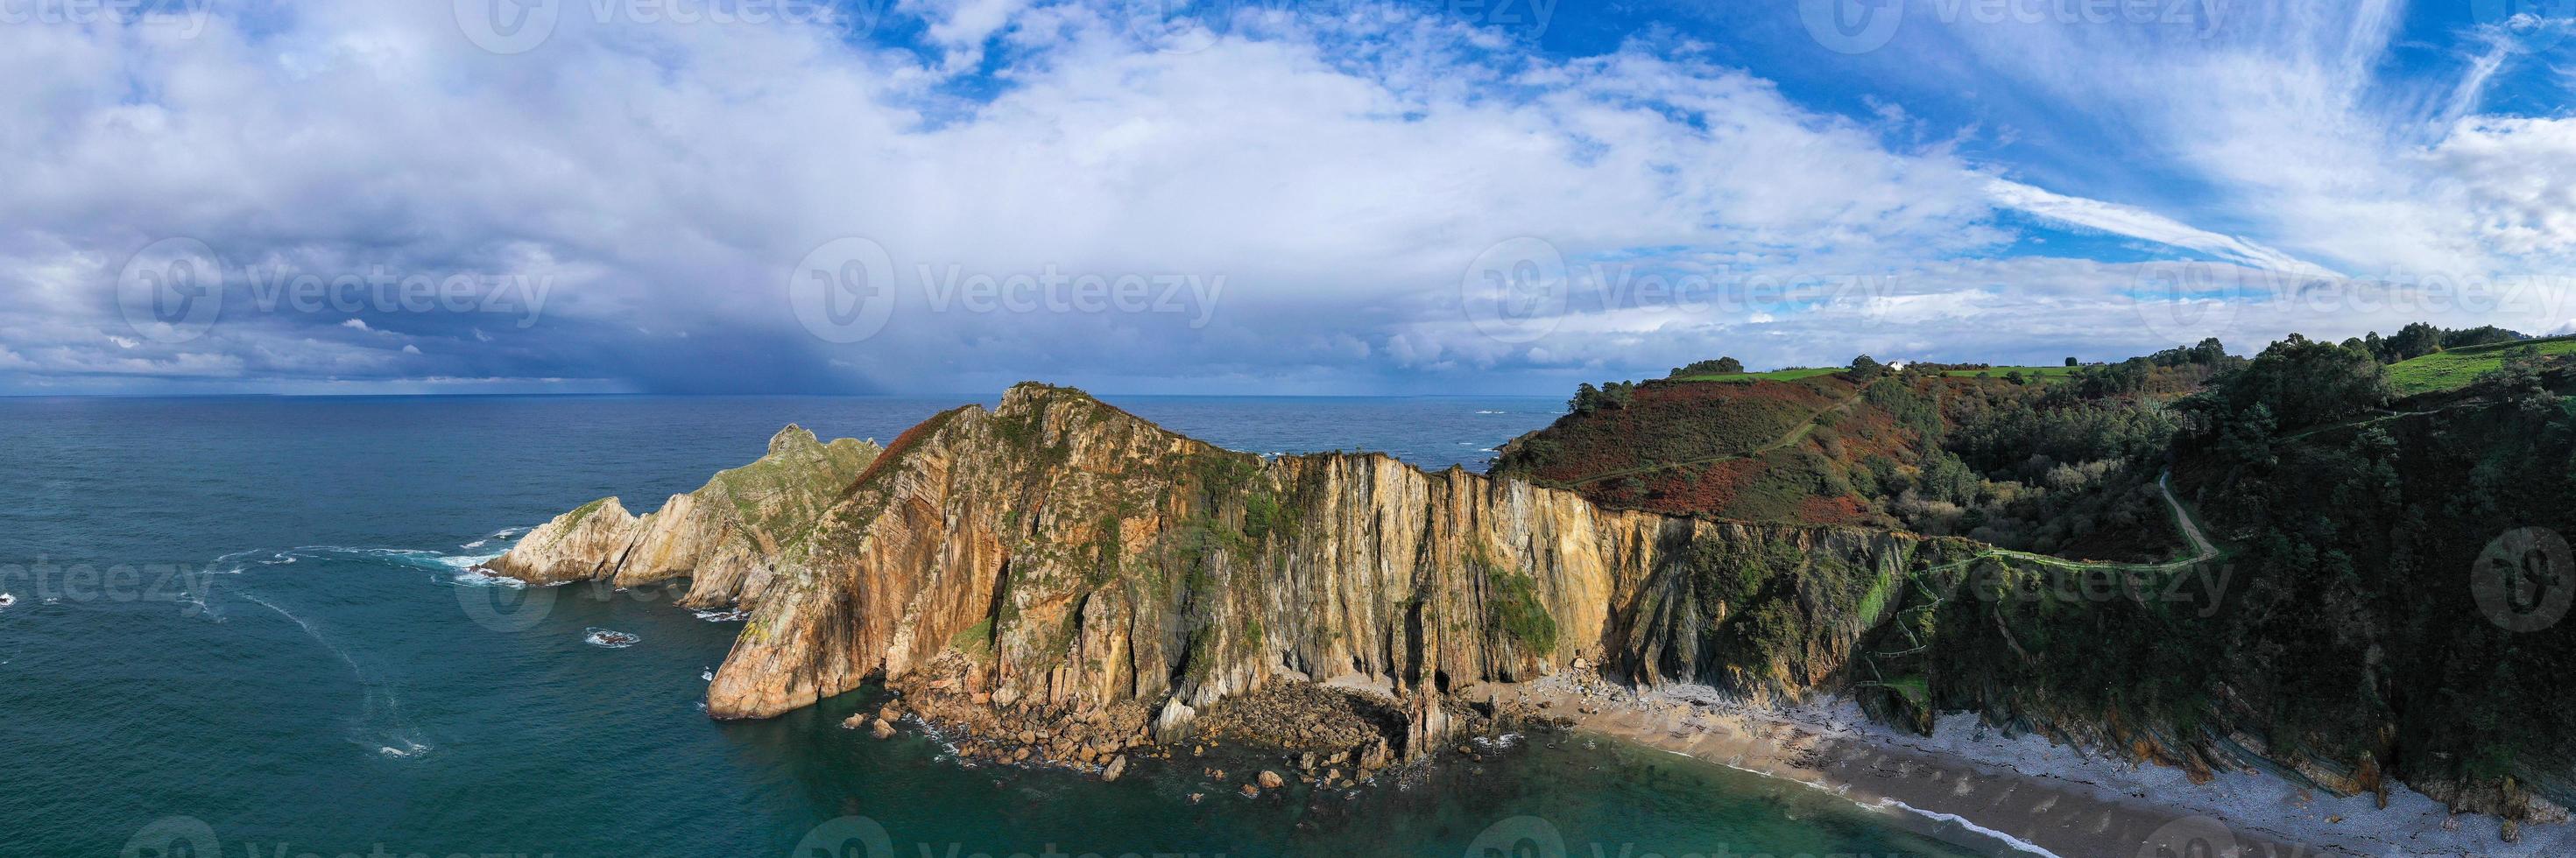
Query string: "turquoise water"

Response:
xmin=0 ymin=395 xmax=2003 ymax=857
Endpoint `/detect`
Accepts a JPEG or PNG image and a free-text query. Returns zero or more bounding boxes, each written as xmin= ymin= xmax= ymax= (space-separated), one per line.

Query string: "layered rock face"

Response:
xmin=485 ymin=383 xmax=1942 ymax=757
xmin=486 ymin=425 xmax=879 ymax=608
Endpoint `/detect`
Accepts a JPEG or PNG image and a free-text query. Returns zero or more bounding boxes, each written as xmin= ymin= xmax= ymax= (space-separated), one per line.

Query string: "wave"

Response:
xmin=460 ymin=525 xmax=529 ymax=552
xmin=216 ymin=545 xmax=503 ymax=575
xmin=690 ymin=608 xmax=750 ymax=622
xmin=1871 ymin=798 xmax=2061 ymax=858
xmin=209 ymin=548 xmax=289 ymax=573
xmin=584 ymin=627 xmax=639 ymax=649
xmin=450 ymin=567 xmax=526 ymax=587
xmin=236 ymin=589 xmax=431 ymax=761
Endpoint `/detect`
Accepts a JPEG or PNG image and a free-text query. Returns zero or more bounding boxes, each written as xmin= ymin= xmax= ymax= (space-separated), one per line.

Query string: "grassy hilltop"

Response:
xmin=2389 ymin=334 xmax=2576 ymax=395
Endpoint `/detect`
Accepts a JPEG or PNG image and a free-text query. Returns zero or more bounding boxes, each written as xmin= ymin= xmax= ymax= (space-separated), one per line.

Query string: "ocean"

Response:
xmin=0 ymin=394 xmax=2007 ymax=857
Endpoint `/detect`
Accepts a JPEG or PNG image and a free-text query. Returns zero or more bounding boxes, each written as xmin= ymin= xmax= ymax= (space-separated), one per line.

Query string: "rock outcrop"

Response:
xmin=485 ymin=425 xmax=879 ymax=608
xmin=485 ymin=383 xmax=1945 ymax=763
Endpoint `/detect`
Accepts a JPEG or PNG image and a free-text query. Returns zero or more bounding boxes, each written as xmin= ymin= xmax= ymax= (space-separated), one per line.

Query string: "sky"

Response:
xmin=3 ymin=0 xmax=2573 ymax=396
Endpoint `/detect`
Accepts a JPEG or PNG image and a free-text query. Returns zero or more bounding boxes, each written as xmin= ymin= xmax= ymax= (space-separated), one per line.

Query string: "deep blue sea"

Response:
xmin=0 ymin=395 xmax=2006 ymax=857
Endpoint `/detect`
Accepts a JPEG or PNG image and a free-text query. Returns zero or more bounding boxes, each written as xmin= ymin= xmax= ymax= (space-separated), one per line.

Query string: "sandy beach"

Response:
xmin=1487 ymin=673 xmax=2572 ymax=858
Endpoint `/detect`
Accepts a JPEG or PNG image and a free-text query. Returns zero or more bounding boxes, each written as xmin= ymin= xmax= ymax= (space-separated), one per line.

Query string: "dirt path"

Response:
xmin=2280 ymin=399 xmax=2489 ymax=442
xmin=2157 ymin=469 xmax=2217 ymax=563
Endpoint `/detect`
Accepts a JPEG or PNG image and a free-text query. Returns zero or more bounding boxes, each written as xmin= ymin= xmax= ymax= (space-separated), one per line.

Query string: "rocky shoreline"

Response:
xmin=843 ymin=660 xmax=1561 ymax=798
xmin=1499 ymin=672 xmax=2576 ymax=857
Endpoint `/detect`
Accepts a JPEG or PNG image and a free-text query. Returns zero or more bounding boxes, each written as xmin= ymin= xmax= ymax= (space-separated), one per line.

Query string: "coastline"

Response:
xmin=1494 ymin=673 xmax=2574 ymax=858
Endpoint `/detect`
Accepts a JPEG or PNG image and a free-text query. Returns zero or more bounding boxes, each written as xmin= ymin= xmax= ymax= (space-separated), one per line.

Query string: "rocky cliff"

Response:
xmin=487 ymin=425 xmax=879 ymax=608
xmin=487 ymin=383 xmax=1951 ymax=762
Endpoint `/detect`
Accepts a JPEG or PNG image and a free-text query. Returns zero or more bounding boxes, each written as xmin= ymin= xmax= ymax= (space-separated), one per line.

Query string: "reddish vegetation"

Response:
xmin=1796 ymin=496 xmax=1874 ymax=526
xmin=1509 ymin=378 xmax=1850 ymax=486
xmin=1497 ymin=374 xmax=1937 ymax=527
xmin=1627 ymin=459 xmax=1763 ymax=517
xmin=1497 ymin=367 xmax=2214 ymax=564
xmin=854 ymin=406 xmax=960 ymax=488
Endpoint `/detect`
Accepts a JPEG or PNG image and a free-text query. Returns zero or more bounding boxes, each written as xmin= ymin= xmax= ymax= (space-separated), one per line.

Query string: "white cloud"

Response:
xmin=0 ymin=2 xmax=2036 ymax=392
xmin=1986 ymin=179 xmax=2337 ymax=277
xmin=2423 ymin=116 xmax=2576 ymax=258
xmin=1921 ymin=0 xmax=2576 ymax=279
xmin=0 ymin=2 xmax=2565 ymax=395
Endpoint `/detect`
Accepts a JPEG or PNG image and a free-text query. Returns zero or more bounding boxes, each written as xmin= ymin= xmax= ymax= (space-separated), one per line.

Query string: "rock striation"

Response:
xmin=486 ymin=425 xmax=880 ymax=608
xmin=486 ymin=383 xmax=1943 ymax=763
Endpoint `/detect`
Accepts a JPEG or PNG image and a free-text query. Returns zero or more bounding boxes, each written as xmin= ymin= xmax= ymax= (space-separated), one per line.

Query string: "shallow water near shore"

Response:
xmin=0 ymin=394 xmax=2006 ymax=856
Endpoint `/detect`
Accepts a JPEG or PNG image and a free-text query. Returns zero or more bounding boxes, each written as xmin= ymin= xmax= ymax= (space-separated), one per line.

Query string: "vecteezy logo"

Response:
xmin=455 ymin=0 xmax=562 ymax=55
xmin=2472 ymin=527 xmax=2573 ymax=633
xmin=2469 ymin=0 xmax=2576 ymax=53
xmin=455 ymin=574 xmax=556 ymax=633
xmin=116 ymin=236 xmax=224 ymax=343
xmin=121 ymin=816 xmax=221 ymax=858
xmin=1463 ymin=815 xmax=1566 ymax=858
xmin=789 ymin=815 xmax=895 ymax=858
xmin=2134 ymin=814 xmax=2241 ymax=858
xmin=789 ymin=237 xmax=899 ymax=343
xmin=1799 ymin=0 xmax=1905 ymax=54
xmin=1461 ymin=237 xmax=1569 ymax=345
xmin=2129 ymin=260 xmax=2244 ymax=345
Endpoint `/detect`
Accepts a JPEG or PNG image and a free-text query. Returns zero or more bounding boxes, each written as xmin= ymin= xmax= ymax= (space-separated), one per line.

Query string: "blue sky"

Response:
xmin=3 ymin=0 xmax=2572 ymax=396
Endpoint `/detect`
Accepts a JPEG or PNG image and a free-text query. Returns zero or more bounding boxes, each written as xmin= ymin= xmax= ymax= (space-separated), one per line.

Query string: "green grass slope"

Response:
xmin=2389 ymin=334 xmax=2576 ymax=395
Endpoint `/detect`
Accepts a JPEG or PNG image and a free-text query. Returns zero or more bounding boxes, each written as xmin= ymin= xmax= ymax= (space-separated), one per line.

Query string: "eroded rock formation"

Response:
xmin=486 ymin=425 xmax=879 ymax=608
xmin=487 ymin=383 xmax=1943 ymax=762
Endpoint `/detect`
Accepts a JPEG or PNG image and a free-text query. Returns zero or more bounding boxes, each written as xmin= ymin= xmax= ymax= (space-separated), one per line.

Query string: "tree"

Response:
xmin=2193 ymin=338 xmax=2227 ymax=364
xmin=1569 ymin=381 xmax=1638 ymax=415
xmin=1669 ymin=356 xmax=1745 ymax=377
xmin=2474 ymin=347 xmax=2564 ymax=411
xmin=2065 ymin=356 xmax=2080 ymax=367
xmin=2443 ymin=326 xmax=2528 ymax=349
xmin=1848 ymin=355 xmax=1888 ymax=383
xmin=2204 ymin=334 xmax=2393 ymax=429
xmin=2386 ymin=322 xmax=2445 ymax=362
xmin=2148 ymin=338 xmax=2231 ymax=368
